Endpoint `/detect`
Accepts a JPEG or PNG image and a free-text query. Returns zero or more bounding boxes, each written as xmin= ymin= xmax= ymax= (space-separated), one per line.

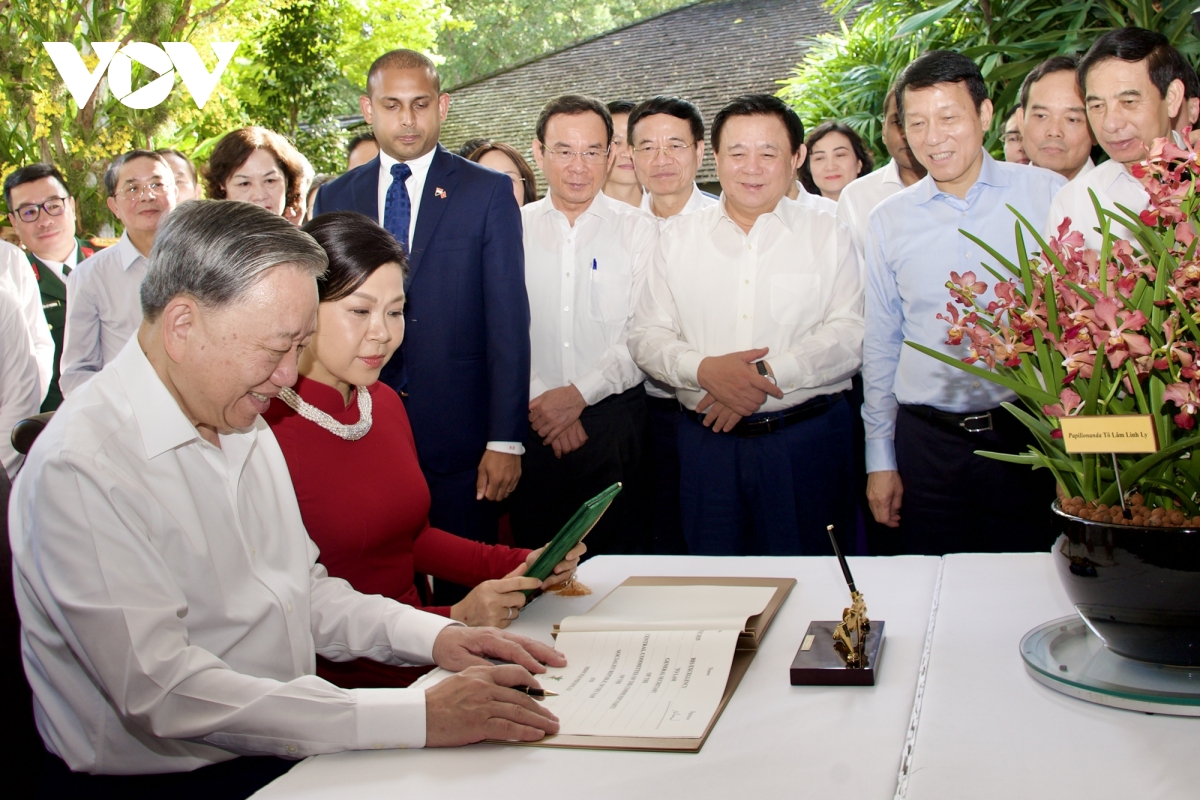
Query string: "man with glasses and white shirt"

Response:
xmin=630 ymin=94 xmax=863 ymax=556
xmin=627 ymin=95 xmax=717 ymax=554
xmin=508 ymin=95 xmax=659 ymax=557
xmin=60 ymin=150 xmax=177 ymax=396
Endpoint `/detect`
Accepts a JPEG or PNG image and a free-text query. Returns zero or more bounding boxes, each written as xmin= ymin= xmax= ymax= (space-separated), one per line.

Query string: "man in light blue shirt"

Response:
xmin=863 ymin=51 xmax=1066 ymax=555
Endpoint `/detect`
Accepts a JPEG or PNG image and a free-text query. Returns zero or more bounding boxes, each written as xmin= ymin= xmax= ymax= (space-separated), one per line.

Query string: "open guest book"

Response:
xmin=414 ymin=576 xmax=793 ymax=753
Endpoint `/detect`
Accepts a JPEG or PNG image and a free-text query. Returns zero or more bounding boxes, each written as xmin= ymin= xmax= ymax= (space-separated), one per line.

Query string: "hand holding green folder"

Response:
xmin=522 ymin=482 xmax=622 ymax=596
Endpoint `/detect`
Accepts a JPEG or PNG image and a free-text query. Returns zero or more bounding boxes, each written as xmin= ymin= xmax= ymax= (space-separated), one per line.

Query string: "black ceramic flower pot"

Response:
xmin=1053 ymin=502 xmax=1200 ymax=667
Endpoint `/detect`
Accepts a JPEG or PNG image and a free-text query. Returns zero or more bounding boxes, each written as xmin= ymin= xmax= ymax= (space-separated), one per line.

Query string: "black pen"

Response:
xmin=827 ymin=524 xmax=857 ymax=594
xmin=515 ymin=686 xmax=558 ymax=699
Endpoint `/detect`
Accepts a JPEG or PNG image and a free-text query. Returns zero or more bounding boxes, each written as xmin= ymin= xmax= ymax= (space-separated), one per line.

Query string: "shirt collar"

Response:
xmin=881 ymin=160 xmax=904 ymax=188
xmin=113 ymin=337 xmax=259 ymax=461
xmin=539 ymin=189 xmax=614 ymax=224
xmin=115 ymin=231 xmax=146 ymax=271
xmin=379 ymin=145 xmax=437 ymax=183
xmin=914 ymin=149 xmax=1006 ymax=205
xmin=713 ymin=193 xmax=794 ymax=235
xmin=639 ymin=184 xmax=705 ymax=217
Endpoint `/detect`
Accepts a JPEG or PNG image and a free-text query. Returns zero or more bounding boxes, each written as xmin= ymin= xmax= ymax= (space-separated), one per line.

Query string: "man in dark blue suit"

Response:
xmin=313 ymin=50 xmax=530 ymax=598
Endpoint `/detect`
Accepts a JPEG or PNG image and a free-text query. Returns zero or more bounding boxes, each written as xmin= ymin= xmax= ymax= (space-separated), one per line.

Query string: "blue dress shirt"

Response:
xmin=862 ymin=152 xmax=1066 ymax=473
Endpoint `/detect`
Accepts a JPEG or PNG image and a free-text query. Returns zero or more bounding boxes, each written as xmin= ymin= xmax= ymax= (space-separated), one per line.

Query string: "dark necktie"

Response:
xmin=383 ymin=162 xmax=413 ymax=252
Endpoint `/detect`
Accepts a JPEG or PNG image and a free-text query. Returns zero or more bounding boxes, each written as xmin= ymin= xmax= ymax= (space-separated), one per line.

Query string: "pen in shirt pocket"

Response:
xmin=592 ymin=258 xmax=597 ymax=271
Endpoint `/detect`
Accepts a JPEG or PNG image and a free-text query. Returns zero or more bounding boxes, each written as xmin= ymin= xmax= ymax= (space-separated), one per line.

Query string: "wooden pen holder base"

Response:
xmin=789 ymin=620 xmax=885 ymax=686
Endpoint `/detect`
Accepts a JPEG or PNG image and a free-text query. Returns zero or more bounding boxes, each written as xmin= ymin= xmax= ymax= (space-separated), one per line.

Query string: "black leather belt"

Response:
xmin=902 ymin=404 xmax=995 ymax=433
xmin=686 ymin=393 xmax=840 ymax=438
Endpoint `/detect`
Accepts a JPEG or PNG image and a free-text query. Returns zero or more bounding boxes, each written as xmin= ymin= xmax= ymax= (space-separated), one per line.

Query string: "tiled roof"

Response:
xmin=438 ymin=0 xmax=838 ymax=190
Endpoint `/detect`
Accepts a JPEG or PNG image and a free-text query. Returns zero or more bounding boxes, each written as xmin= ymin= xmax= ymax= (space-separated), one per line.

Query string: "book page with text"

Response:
xmin=542 ymin=628 xmax=740 ymax=738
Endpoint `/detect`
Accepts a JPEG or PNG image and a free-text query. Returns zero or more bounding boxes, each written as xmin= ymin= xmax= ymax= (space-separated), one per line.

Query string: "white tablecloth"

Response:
xmin=903 ymin=553 xmax=1200 ymax=800
xmin=253 ymin=555 xmax=941 ymax=800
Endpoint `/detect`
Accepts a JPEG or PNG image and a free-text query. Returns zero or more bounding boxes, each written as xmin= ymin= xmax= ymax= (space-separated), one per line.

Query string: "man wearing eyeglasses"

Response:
xmin=60 ymin=150 xmax=177 ymax=397
xmin=4 ymin=164 xmax=102 ymax=410
xmin=625 ymin=96 xmax=717 ymax=555
xmin=507 ymin=94 xmax=658 ymax=557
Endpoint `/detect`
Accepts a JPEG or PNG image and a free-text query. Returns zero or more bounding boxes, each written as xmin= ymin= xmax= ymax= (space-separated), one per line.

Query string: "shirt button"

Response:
xmin=287 ymin=745 xmax=297 ymax=754
xmin=564 ymin=342 xmax=570 ymax=347
xmin=743 ymin=314 xmax=748 ymax=320
xmin=744 ymin=279 xmax=750 ymax=285
xmin=565 ymin=272 xmax=570 ymax=277
xmin=250 ymin=546 xmax=257 ymax=556
xmin=564 ymin=306 xmax=569 ymax=311
xmin=789 ymin=383 xmax=795 ymax=389
xmin=287 ymin=602 xmax=293 ymax=613
xmin=973 ymin=381 xmax=981 ymax=388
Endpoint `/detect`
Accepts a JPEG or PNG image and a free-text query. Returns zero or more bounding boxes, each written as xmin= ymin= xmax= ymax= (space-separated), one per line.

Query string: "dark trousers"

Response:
xmin=423 ymin=465 xmax=501 ymax=604
xmin=645 ymin=396 xmax=688 ymax=555
xmin=509 ymin=385 xmax=649 ymax=556
xmin=895 ymin=404 xmax=1056 ymax=555
xmin=678 ymin=396 xmax=854 ymax=556
xmin=39 ymin=751 xmax=295 ymax=799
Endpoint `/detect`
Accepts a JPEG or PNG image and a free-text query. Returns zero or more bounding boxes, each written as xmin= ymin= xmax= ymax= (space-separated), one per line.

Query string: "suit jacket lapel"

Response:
xmin=353 ymin=156 xmax=382 ymax=220
xmin=407 ymin=145 xmax=459 ymax=287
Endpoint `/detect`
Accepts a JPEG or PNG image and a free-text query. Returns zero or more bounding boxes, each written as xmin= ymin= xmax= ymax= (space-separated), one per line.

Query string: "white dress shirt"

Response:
xmin=523 ymin=191 xmax=658 ymax=404
xmin=0 ymin=239 xmax=53 ymax=401
xmin=35 ymin=247 xmax=79 ymax=285
xmin=794 ymin=181 xmax=838 ymax=213
xmin=60 ymin=232 xmax=147 ymax=397
xmin=639 ymin=185 xmax=719 ymax=399
xmin=837 ymin=160 xmax=907 ymax=262
xmin=376 ymin=146 xmax=436 ymax=248
xmin=10 ymin=339 xmax=454 ymax=774
xmin=1046 ymin=157 xmax=1149 ymax=249
xmin=629 ymin=196 xmax=864 ymax=413
xmin=639 ymin=183 xmax=718 ymax=219
xmin=0 ymin=289 xmax=43 ymax=478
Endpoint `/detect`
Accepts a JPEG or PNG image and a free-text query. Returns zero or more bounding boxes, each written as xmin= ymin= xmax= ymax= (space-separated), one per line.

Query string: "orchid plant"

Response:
xmin=907 ymin=135 xmax=1200 ymax=515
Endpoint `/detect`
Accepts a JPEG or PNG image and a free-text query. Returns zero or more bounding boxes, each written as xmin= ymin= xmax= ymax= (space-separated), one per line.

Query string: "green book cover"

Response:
xmin=522 ymin=482 xmax=622 ymax=595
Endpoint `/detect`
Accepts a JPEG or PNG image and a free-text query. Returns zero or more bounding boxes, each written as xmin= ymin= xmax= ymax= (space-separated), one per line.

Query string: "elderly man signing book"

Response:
xmin=10 ymin=200 xmax=563 ymax=799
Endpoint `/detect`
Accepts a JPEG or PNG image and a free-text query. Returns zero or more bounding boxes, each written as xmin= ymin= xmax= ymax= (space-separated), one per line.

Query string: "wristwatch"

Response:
xmin=756 ymin=360 xmax=777 ymax=385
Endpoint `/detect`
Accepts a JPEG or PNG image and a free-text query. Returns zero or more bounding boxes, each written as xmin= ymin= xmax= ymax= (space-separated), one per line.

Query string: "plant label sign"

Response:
xmin=1059 ymin=415 xmax=1159 ymax=454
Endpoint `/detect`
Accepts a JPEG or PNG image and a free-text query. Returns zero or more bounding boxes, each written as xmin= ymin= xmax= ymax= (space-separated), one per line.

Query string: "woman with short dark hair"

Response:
xmin=202 ymin=126 xmax=306 ymax=217
xmin=263 ymin=211 xmax=583 ymax=689
xmin=799 ymin=121 xmax=874 ymax=202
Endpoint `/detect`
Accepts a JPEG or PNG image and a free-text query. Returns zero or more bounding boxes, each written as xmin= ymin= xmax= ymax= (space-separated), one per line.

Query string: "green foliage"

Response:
xmin=436 ymin=0 xmax=691 ymax=89
xmin=780 ymin=0 xmax=1200 ymax=164
xmin=240 ymin=0 xmax=346 ymax=172
xmin=335 ymin=0 xmax=451 ymax=89
xmin=0 ymin=0 xmax=276 ymax=234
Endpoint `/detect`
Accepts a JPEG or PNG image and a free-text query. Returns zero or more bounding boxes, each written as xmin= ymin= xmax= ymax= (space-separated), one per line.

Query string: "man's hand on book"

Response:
xmin=425 ymin=664 xmax=561 ymax=746
xmin=432 ymin=626 xmax=567 ymax=674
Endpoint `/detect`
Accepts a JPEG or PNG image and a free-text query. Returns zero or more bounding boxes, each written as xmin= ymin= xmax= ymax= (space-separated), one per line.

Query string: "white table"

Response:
xmin=254 ymin=555 xmax=941 ymax=800
xmin=903 ymin=553 xmax=1200 ymax=800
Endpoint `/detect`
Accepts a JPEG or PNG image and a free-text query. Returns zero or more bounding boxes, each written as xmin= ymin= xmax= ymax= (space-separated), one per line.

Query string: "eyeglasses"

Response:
xmin=13 ymin=197 xmax=69 ymax=223
xmin=632 ymin=143 xmax=696 ymax=159
xmin=115 ymin=180 xmax=170 ymax=200
xmin=542 ymin=147 xmax=611 ymax=165
xmin=1000 ymin=132 xmax=1023 ymax=145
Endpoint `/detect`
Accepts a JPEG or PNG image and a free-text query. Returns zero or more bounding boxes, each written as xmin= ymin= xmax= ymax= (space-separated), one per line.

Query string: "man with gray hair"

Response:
xmin=59 ymin=149 xmax=177 ymax=396
xmin=12 ymin=201 xmax=562 ymax=796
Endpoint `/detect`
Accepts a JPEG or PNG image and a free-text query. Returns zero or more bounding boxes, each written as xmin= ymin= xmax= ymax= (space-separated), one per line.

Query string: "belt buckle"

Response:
xmin=960 ymin=412 xmax=993 ymax=433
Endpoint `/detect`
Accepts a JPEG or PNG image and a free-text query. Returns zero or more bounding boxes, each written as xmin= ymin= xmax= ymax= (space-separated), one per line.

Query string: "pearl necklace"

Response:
xmin=278 ymin=385 xmax=373 ymax=440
